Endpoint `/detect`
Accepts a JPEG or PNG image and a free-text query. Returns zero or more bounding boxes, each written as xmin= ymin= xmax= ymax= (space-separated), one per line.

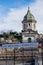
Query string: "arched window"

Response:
xmin=29 ymin=23 xmax=30 ymax=26
xmin=28 ymin=38 xmax=31 ymax=43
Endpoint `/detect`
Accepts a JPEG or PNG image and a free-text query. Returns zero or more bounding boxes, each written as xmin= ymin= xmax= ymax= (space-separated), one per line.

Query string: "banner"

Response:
xmin=2 ymin=42 xmax=38 ymax=48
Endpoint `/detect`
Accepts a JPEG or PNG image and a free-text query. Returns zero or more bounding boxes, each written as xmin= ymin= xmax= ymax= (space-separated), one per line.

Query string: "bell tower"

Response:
xmin=22 ymin=7 xmax=38 ymax=42
xmin=22 ymin=7 xmax=36 ymax=32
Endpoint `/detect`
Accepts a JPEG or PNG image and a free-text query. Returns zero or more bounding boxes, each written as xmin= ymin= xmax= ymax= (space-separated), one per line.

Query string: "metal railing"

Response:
xmin=0 ymin=47 xmax=42 ymax=65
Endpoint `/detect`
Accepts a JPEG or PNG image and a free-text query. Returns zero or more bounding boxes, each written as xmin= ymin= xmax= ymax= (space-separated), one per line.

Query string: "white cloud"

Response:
xmin=29 ymin=0 xmax=43 ymax=33
xmin=0 ymin=7 xmax=28 ymax=32
xmin=0 ymin=0 xmax=43 ymax=33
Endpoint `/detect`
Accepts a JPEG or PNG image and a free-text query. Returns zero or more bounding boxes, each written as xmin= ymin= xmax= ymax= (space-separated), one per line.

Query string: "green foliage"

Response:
xmin=0 ymin=31 xmax=22 ymax=43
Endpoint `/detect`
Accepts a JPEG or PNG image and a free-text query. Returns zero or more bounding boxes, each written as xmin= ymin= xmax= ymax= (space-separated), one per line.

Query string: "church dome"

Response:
xmin=27 ymin=9 xmax=35 ymax=20
xmin=22 ymin=7 xmax=36 ymax=23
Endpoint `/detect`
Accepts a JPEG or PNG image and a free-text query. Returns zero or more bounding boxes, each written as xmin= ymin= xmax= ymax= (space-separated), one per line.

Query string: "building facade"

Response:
xmin=22 ymin=8 xmax=38 ymax=43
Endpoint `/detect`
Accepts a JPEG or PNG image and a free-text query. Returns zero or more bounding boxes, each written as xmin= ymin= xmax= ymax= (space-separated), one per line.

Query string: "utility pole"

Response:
xmin=22 ymin=47 xmax=24 ymax=65
xmin=5 ymin=48 xmax=7 ymax=65
xmin=14 ymin=48 xmax=15 ymax=65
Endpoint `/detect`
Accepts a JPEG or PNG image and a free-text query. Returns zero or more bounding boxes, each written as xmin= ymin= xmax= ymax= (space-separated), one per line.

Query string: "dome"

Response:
xmin=22 ymin=7 xmax=36 ymax=23
xmin=27 ymin=10 xmax=35 ymax=20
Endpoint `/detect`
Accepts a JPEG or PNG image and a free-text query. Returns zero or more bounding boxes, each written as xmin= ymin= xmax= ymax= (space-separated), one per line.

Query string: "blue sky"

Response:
xmin=0 ymin=0 xmax=43 ymax=33
xmin=0 ymin=0 xmax=35 ymax=7
xmin=0 ymin=0 xmax=36 ymax=14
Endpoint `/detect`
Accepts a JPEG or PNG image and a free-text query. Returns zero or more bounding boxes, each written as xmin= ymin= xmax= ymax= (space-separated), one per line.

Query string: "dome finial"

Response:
xmin=28 ymin=7 xmax=30 ymax=13
xmin=28 ymin=6 xmax=29 ymax=10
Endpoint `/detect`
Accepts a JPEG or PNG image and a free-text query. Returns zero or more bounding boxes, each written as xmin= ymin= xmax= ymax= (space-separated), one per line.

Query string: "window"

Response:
xmin=29 ymin=23 xmax=30 ymax=26
xmin=28 ymin=38 xmax=31 ymax=43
